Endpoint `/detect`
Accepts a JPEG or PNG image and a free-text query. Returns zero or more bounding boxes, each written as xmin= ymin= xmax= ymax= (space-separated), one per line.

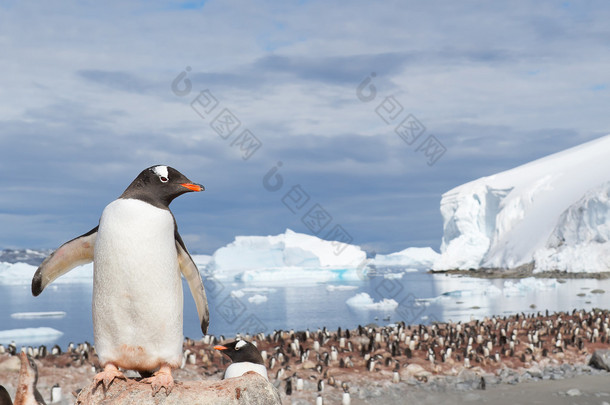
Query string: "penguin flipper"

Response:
xmin=0 ymin=385 xmax=12 ymax=405
xmin=31 ymin=226 xmax=98 ymax=296
xmin=34 ymin=388 xmax=46 ymax=405
xmin=175 ymin=232 xmax=209 ymax=334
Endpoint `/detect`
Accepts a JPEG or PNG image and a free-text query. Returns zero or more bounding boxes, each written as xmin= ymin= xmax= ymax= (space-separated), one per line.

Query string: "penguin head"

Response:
xmin=120 ymin=165 xmax=204 ymax=208
xmin=214 ymin=339 xmax=264 ymax=365
xmin=19 ymin=351 xmax=39 ymax=386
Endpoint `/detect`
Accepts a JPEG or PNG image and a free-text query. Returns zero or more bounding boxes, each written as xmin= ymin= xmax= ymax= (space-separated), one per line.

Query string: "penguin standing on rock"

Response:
xmin=214 ymin=339 xmax=268 ymax=380
xmin=31 ymin=166 xmax=209 ymax=396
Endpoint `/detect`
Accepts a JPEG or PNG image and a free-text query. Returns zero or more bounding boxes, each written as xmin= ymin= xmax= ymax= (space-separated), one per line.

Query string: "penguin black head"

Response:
xmin=214 ymin=339 xmax=264 ymax=365
xmin=120 ymin=165 xmax=204 ymax=208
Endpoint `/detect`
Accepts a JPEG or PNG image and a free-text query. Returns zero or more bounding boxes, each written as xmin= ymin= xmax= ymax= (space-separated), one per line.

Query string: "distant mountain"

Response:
xmin=0 ymin=249 xmax=51 ymax=266
xmin=434 ymin=134 xmax=610 ymax=273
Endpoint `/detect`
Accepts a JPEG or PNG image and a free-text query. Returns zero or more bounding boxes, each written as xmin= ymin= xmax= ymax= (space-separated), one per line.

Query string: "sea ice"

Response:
xmin=248 ymin=294 xmax=268 ymax=304
xmin=346 ymin=292 xmax=398 ymax=311
xmin=0 ymin=261 xmax=93 ymax=285
xmin=11 ymin=311 xmax=66 ymax=319
xmin=326 ymin=285 xmax=358 ymax=292
xmin=0 ymin=327 xmax=63 ymax=344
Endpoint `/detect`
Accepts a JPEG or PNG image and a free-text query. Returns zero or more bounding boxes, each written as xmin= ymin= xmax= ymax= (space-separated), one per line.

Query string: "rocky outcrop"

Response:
xmin=589 ymin=349 xmax=610 ymax=371
xmin=75 ymin=372 xmax=281 ymax=405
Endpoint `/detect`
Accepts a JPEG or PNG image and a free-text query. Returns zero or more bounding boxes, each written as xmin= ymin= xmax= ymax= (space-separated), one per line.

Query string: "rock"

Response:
xmin=0 ymin=356 xmax=20 ymax=372
xmin=526 ymin=365 xmax=543 ymax=379
xmin=75 ymin=372 xmax=281 ymax=405
xmin=301 ymin=360 xmax=316 ymax=369
xmin=590 ymin=350 xmax=610 ymax=371
xmin=566 ymin=388 xmax=582 ymax=397
xmin=400 ymin=364 xmax=432 ymax=380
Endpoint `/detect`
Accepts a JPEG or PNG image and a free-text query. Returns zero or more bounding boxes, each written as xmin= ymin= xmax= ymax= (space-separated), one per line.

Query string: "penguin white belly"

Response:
xmin=224 ymin=362 xmax=268 ymax=380
xmin=93 ymin=198 xmax=183 ymax=371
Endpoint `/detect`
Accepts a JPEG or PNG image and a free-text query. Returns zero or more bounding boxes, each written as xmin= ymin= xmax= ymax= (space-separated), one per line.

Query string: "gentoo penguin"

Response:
xmin=214 ymin=340 xmax=268 ymax=380
xmin=31 ymin=166 xmax=209 ymax=396
xmin=0 ymin=386 xmax=12 ymax=405
xmin=14 ymin=352 xmax=46 ymax=405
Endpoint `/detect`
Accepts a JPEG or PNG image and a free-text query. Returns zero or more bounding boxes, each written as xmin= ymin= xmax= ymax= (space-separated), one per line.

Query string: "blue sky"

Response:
xmin=1 ymin=0 xmax=610 ymax=254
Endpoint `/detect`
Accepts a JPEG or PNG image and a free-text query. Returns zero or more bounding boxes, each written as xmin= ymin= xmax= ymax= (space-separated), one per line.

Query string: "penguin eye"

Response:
xmin=160 ymin=176 xmax=169 ymax=183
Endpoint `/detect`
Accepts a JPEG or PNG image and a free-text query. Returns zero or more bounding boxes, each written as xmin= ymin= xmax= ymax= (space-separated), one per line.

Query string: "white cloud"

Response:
xmin=1 ymin=0 xmax=610 ymax=253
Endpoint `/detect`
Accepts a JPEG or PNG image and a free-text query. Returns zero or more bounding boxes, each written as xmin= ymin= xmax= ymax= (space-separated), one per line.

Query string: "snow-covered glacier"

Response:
xmin=206 ymin=229 xmax=367 ymax=281
xmin=434 ymin=134 xmax=610 ymax=273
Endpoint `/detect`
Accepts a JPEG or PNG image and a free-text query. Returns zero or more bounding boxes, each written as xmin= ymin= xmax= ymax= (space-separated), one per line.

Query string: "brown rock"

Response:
xmin=75 ymin=372 xmax=281 ymax=405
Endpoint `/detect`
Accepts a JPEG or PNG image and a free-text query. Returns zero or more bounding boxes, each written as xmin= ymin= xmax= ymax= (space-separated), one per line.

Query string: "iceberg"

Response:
xmin=326 ymin=285 xmax=358 ymax=292
xmin=248 ymin=294 xmax=268 ymax=304
xmin=11 ymin=311 xmax=66 ymax=319
xmin=0 ymin=327 xmax=63 ymax=345
xmin=372 ymin=247 xmax=439 ymax=269
xmin=0 ymin=261 xmax=93 ymax=285
xmin=434 ymin=134 xmax=610 ymax=272
xmin=207 ymin=229 xmax=367 ymax=280
xmin=346 ymin=292 xmax=398 ymax=311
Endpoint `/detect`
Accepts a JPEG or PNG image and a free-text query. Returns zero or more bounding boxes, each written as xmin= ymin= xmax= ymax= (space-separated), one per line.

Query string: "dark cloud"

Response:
xmin=77 ymin=70 xmax=159 ymax=94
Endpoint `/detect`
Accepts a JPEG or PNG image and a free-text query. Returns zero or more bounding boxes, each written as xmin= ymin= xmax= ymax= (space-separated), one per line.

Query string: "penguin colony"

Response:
xmin=2 ymin=308 xmax=610 ymax=402
xmin=2 ymin=166 xmax=610 ymax=401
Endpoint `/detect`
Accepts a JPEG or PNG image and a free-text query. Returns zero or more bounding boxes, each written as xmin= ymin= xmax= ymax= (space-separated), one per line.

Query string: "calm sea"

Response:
xmin=1 ymin=268 xmax=609 ymax=349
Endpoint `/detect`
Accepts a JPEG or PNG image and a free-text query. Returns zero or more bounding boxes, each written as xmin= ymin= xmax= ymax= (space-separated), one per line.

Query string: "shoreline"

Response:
xmin=2 ymin=309 xmax=610 ymax=404
xmin=429 ymin=267 xmax=610 ymax=280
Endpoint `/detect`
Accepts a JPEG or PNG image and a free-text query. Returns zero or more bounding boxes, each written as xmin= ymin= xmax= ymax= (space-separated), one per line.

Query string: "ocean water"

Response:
xmin=1 ymin=268 xmax=609 ymax=349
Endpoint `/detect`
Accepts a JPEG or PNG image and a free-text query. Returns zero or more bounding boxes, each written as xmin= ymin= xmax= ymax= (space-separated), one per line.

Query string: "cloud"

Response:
xmin=2 ymin=0 xmax=610 ymax=254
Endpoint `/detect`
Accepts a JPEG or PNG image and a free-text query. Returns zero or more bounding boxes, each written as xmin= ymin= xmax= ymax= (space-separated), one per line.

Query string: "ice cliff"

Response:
xmin=434 ymin=134 xmax=610 ymax=273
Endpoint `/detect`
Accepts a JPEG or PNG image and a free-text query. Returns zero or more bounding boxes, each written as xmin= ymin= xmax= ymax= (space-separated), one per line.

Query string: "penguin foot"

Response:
xmin=141 ymin=365 xmax=174 ymax=396
xmin=93 ymin=363 xmax=126 ymax=391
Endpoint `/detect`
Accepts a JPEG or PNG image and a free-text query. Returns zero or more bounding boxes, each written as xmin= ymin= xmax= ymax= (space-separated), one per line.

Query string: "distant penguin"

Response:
xmin=50 ymin=384 xmax=61 ymax=404
xmin=214 ymin=340 xmax=268 ymax=380
xmin=14 ymin=352 xmax=46 ymax=405
xmin=31 ymin=166 xmax=209 ymax=396
xmin=0 ymin=386 xmax=12 ymax=405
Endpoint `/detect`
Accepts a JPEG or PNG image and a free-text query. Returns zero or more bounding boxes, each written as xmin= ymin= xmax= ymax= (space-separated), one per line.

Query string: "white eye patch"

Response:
xmin=152 ymin=165 xmax=169 ymax=182
xmin=235 ymin=340 xmax=247 ymax=350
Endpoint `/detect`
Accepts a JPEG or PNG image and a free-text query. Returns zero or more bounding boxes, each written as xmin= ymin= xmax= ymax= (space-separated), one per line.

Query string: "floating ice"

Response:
xmin=373 ymin=247 xmax=439 ymax=269
xmin=326 ymin=285 xmax=358 ymax=292
xmin=0 ymin=261 xmax=93 ymax=285
xmin=248 ymin=294 xmax=268 ymax=304
xmin=11 ymin=311 xmax=66 ymax=319
xmin=0 ymin=327 xmax=63 ymax=345
xmin=346 ymin=293 xmax=398 ymax=311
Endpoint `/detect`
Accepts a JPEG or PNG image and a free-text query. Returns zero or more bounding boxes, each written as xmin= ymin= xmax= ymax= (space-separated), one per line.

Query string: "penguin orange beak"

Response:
xmin=181 ymin=183 xmax=204 ymax=192
xmin=214 ymin=345 xmax=227 ymax=351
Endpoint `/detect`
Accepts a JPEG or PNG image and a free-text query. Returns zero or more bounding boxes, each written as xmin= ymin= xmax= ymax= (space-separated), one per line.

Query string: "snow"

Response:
xmin=434 ymin=134 xmax=610 ymax=272
xmin=207 ymin=229 xmax=367 ymax=280
xmin=0 ymin=261 xmax=93 ymax=285
xmin=346 ymin=293 xmax=398 ymax=311
xmin=372 ymin=247 xmax=439 ymax=269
